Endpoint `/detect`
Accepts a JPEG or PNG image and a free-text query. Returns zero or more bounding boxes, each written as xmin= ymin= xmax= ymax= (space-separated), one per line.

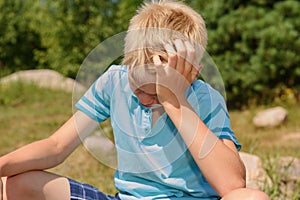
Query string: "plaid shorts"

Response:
xmin=68 ymin=178 xmax=121 ymax=200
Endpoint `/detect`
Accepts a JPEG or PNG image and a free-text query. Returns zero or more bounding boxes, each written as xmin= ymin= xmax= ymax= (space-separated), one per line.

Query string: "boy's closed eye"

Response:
xmin=134 ymin=88 xmax=157 ymax=98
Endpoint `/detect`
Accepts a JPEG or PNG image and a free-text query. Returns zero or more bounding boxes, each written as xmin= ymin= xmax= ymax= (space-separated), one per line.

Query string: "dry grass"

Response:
xmin=230 ymin=104 xmax=300 ymax=158
xmin=0 ymin=82 xmax=116 ymax=194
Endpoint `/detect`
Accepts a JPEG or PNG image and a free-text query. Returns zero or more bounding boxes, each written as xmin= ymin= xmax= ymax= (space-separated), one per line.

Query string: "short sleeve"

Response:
xmin=191 ymin=81 xmax=242 ymax=151
xmin=75 ymin=70 xmax=112 ymax=123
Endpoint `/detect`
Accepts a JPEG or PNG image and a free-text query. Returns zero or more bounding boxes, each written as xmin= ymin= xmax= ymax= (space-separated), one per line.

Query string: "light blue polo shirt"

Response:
xmin=76 ymin=65 xmax=241 ymax=200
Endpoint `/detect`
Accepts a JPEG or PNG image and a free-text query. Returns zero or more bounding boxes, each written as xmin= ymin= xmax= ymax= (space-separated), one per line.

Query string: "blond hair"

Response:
xmin=123 ymin=0 xmax=207 ymax=86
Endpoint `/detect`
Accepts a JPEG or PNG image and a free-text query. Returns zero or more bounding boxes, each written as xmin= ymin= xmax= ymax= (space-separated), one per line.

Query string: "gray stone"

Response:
xmin=252 ymin=106 xmax=288 ymax=127
xmin=0 ymin=69 xmax=85 ymax=93
xmin=278 ymin=156 xmax=300 ymax=196
xmin=279 ymin=157 xmax=300 ymax=179
xmin=240 ymin=153 xmax=299 ymax=198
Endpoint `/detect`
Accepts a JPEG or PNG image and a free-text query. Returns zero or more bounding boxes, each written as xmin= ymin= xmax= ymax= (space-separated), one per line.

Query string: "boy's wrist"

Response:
xmin=161 ymin=95 xmax=188 ymax=110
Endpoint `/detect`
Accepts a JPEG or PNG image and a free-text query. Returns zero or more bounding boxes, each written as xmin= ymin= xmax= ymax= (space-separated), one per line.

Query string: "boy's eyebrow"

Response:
xmin=135 ymin=88 xmax=157 ymax=96
xmin=147 ymin=92 xmax=157 ymax=96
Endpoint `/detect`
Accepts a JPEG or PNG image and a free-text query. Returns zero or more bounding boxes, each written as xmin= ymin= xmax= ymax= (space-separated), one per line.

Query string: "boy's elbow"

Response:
xmin=231 ymin=176 xmax=246 ymax=190
xmin=47 ymin=136 xmax=68 ymax=165
xmin=219 ymin=176 xmax=246 ymax=197
xmin=214 ymin=162 xmax=247 ymax=196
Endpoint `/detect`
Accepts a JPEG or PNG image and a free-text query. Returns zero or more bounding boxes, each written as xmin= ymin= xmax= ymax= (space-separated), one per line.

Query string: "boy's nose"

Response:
xmin=138 ymin=93 xmax=155 ymax=105
xmin=138 ymin=92 xmax=161 ymax=106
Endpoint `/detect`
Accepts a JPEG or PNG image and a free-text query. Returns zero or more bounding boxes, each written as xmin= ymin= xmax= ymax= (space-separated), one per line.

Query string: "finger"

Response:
xmin=194 ymin=43 xmax=205 ymax=66
xmin=153 ymin=55 xmax=167 ymax=84
xmin=153 ymin=55 xmax=165 ymax=77
xmin=190 ymin=67 xmax=199 ymax=83
xmin=174 ymin=39 xmax=186 ymax=73
xmin=183 ymin=40 xmax=195 ymax=76
xmin=190 ymin=64 xmax=203 ymax=83
xmin=153 ymin=55 xmax=163 ymax=66
xmin=197 ymin=64 xmax=203 ymax=73
xmin=193 ymin=64 xmax=203 ymax=73
xmin=164 ymin=43 xmax=177 ymax=69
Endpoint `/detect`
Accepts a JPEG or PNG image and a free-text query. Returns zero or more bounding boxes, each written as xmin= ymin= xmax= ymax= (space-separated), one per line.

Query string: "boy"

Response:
xmin=0 ymin=1 xmax=269 ymax=199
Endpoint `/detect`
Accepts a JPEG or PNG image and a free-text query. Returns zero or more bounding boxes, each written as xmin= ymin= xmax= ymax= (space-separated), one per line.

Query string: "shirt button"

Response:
xmin=145 ymin=110 xmax=150 ymax=115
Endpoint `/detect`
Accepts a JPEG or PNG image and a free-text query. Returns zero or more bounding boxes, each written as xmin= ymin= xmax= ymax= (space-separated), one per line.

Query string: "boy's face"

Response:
xmin=132 ymin=83 xmax=160 ymax=108
xmin=128 ymin=64 xmax=161 ymax=108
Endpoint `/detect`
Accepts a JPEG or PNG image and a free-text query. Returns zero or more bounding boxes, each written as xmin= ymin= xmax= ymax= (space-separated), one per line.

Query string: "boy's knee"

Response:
xmin=6 ymin=171 xmax=40 ymax=198
xmin=5 ymin=171 xmax=70 ymax=200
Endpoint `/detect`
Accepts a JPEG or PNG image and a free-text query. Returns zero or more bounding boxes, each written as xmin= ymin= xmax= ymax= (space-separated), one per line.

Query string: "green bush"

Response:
xmin=0 ymin=0 xmax=299 ymax=108
xmin=192 ymin=0 xmax=300 ymax=108
xmin=0 ymin=0 xmax=42 ymax=72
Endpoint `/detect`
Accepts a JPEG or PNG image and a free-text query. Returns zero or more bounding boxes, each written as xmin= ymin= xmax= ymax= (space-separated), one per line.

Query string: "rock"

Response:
xmin=279 ymin=157 xmax=300 ymax=178
xmin=0 ymin=69 xmax=86 ymax=93
xmin=239 ymin=152 xmax=271 ymax=190
xmin=240 ymin=152 xmax=299 ymax=198
xmin=252 ymin=106 xmax=288 ymax=127
xmin=279 ymin=156 xmax=300 ymax=196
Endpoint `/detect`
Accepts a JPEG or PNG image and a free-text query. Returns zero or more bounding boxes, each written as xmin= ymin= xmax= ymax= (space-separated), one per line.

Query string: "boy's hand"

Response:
xmin=154 ymin=39 xmax=202 ymax=106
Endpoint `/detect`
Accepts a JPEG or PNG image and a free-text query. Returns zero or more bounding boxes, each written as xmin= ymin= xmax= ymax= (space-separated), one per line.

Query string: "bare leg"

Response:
xmin=0 ymin=177 xmax=4 ymax=200
xmin=221 ymin=188 xmax=269 ymax=200
xmin=2 ymin=171 xmax=270 ymax=200
xmin=3 ymin=171 xmax=70 ymax=200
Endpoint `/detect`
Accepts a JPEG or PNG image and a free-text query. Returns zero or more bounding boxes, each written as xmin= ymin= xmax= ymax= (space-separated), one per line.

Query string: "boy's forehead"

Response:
xmin=128 ymin=66 xmax=157 ymax=89
xmin=129 ymin=74 xmax=157 ymax=94
xmin=138 ymin=84 xmax=157 ymax=95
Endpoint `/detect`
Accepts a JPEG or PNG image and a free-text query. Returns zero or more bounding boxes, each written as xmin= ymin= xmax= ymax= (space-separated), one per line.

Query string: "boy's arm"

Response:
xmin=154 ymin=40 xmax=246 ymax=197
xmin=0 ymin=110 xmax=98 ymax=178
xmin=162 ymin=99 xmax=245 ymax=196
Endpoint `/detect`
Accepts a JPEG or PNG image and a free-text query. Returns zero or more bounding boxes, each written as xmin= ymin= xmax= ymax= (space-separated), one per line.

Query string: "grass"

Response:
xmin=0 ymin=82 xmax=116 ymax=194
xmin=230 ymin=104 xmax=300 ymax=158
xmin=0 ymin=82 xmax=299 ymax=198
xmin=262 ymin=154 xmax=300 ymax=200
